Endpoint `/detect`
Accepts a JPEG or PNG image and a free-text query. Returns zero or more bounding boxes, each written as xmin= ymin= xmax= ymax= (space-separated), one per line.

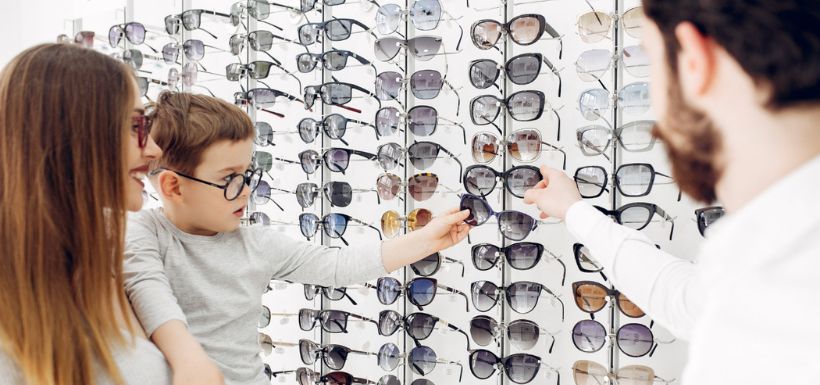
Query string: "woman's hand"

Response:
xmin=523 ymin=165 xmax=583 ymax=220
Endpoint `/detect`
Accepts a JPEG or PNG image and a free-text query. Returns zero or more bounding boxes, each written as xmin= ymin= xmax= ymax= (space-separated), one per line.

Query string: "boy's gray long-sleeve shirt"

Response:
xmin=123 ymin=208 xmax=387 ymax=385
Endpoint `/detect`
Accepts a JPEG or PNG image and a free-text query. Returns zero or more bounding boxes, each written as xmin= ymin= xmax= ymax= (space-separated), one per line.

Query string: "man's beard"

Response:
xmin=652 ymin=73 xmax=724 ymax=204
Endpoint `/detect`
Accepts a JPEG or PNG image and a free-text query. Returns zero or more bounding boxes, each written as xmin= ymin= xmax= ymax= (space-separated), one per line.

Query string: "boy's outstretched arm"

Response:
xmin=381 ymin=208 xmax=471 ymax=272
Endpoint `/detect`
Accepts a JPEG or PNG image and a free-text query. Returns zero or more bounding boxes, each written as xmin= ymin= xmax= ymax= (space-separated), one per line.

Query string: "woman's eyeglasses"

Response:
xmin=469 ymin=315 xmax=558 ymax=352
xmin=149 ymin=167 xmax=262 ymax=201
xmin=376 ymin=276 xmax=470 ymax=311
xmin=468 ymin=349 xmax=559 ymax=385
xmin=470 ymin=280 xmax=564 ymax=318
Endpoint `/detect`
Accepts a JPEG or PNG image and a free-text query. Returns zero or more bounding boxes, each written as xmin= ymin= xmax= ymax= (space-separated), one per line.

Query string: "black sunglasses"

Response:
xmin=150 ymin=167 xmax=262 ymax=201
xmin=410 ymin=252 xmax=465 ymax=277
xmin=297 ymin=114 xmax=380 ymax=145
xmin=594 ymin=203 xmax=676 ymax=240
xmin=298 ymin=339 xmax=377 ymax=370
xmin=573 ymin=243 xmax=608 ymax=281
xmin=459 ymin=194 xmax=538 ymax=241
xmin=375 ymin=141 xmax=464 ymax=182
xmin=304 ymin=81 xmax=382 ymax=112
xmin=303 ymin=283 xmax=367 ymax=305
xmin=297 ymin=49 xmax=376 ymax=73
xmin=471 ymin=242 xmax=566 ymax=285
xmin=572 ymin=319 xmax=674 ymax=358
xmin=281 ymin=180 xmax=377 ymax=209
xmin=471 ymin=280 xmax=564 ymax=319
xmin=376 ymin=277 xmax=470 ymax=311
xmin=298 ymin=308 xmax=378 ymax=333
xmin=462 ymin=165 xmax=544 ymax=199
xmin=695 ymin=206 xmax=724 ymax=236
xmin=298 ymin=212 xmax=382 ymax=245
xmin=469 ymin=315 xmax=557 ymax=352
xmin=108 ymin=22 xmax=159 ymax=53
xmin=469 ymin=53 xmax=562 ymax=97
xmin=574 ymin=163 xmax=681 ymax=200
xmin=468 ymin=349 xmax=559 ymax=385
xmin=236 ymin=87 xmax=304 ymax=110
xmin=297 ymin=18 xmax=376 ymax=45
xmin=470 ymin=14 xmax=563 ymax=58
xmin=374 ymin=106 xmax=466 ymax=144
xmin=572 ymin=280 xmax=645 ymax=319
xmin=165 ymin=9 xmax=243 ymax=39
xmin=377 ymin=310 xmax=471 ymax=350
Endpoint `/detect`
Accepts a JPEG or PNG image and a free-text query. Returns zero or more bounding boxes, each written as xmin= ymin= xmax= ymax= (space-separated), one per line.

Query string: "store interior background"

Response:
xmin=0 ymin=0 xmax=705 ymax=384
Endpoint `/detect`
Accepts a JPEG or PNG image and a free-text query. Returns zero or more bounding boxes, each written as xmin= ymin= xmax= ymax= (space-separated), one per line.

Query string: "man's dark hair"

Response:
xmin=644 ymin=0 xmax=820 ymax=109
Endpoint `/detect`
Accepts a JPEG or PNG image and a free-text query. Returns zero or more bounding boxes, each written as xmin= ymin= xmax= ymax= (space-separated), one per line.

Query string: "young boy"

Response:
xmin=123 ymin=91 xmax=471 ymax=385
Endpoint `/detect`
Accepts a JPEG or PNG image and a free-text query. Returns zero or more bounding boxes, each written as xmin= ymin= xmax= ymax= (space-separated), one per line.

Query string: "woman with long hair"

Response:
xmin=0 ymin=44 xmax=171 ymax=384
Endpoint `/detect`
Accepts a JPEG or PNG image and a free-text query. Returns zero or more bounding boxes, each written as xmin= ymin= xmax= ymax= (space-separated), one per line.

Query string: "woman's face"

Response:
xmin=125 ymin=82 xmax=162 ymax=211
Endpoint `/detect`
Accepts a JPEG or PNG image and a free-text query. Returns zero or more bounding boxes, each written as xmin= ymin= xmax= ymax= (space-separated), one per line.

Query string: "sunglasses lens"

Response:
xmin=376 ymin=173 xmax=402 ymax=201
xmin=181 ymin=62 xmax=197 ymax=87
xmin=250 ymin=212 xmax=270 ymax=226
xmin=408 ymin=174 xmax=438 ymax=201
xmin=295 ymin=183 xmax=316 ymax=208
xmin=471 ymin=21 xmax=502 ymax=49
xmin=407 ymin=142 xmax=439 ymax=170
xmin=471 ymin=280 xmax=498 ymax=312
xmin=380 ymin=210 xmax=401 ymax=238
xmin=379 ymin=375 xmax=401 ymax=385
xmin=579 ymin=89 xmax=611 ymax=121
xmin=259 ymin=334 xmax=273 ymax=356
xmin=616 ymin=164 xmax=654 ymax=197
xmin=506 ymin=166 xmax=541 ymax=198
xmin=470 ymin=95 xmax=501 ymax=125
xmin=577 ymin=125 xmax=611 ymax=155
xmin=575 ymin=166 xmax=607 ymax=198
xmin=377 ymin=277 xmax=402 ymax=305
xmin=620 ymin=205 xmax=652 ymax=229
xmin=578 ymin=11 xmax=613 ymax=43
xmin=464 ymin=166 xmax=497 ymax=197
xmin=374 ymin=37 xmax=402 ymax=62
xmin=376 ymin=71 xmax=403 ymax=101
xmin=573 ymin=360 xmax=609 ymax=385
xmin=509 ymin=15 xmax=542 ymax=44
xmin=503 ymin=354 xmax=540 ymax=384
xmin=407 ymin=278 xmax=436 ymax=307
xmin=460 ymin=195 xmax=491 ymax=226
xmin=698 ymin=207 xmax=725 ymax=235
xmin=327 ymin=19 xmax=354 ymax=40
xmin=618 ymin=82 xmax=651 ymax=115
xmin=506 ymin=242 xmax=541 ymax=270
xmin=299 ymin=150 xmax=319 ymax=174
xmin=576 ymin=49 xmax=612 ymax=82
xmin=575 ymin=244 xmax=602 ymax=272
xmin=408 ymin=208 xmax=432 ymax=231
xmin=469 ymin=349 xmax=498 ymax=379
xmin=378 ymin=343 xmax=401 ymax=371
xmin=252 ymin=31 xmax=274 ymax=51
xmin=299 ymin=309 xmax=317 ymax=331
xmin=471 ymin=244 xmax=499 ymax=271
xmin=506 ymin=281 xmax=541 ymax=313
xmin=164 ymin=16 xmax=179 ymax=35
xmin=616 ymin=365 xmax=655 ymax=385
xmin=410 ymin=253 xmax=440 ymax=276
xmin=507 ymin=55 xmax=541 ymax=85
xmin=470 ymin=132 xmax=499 ymax=164
xmin=255 ymin=121 xmax=274 ymax=146
xmin=410 ymin=0 xmax=441 ymax=30
xmin=253 ymin=1 xmax=272 ymax=19
xmin=162 ymin=43 xmax=178 ymax=64
xmin=324 ymin=287 xmax=346 ymax=301
xmin=375 ymin=107 xmax=401 ymax=137
xmin=297 ymin=53 xmax=317 ymax=72
xmin=125 ymin=22 xmax=146 ymax=44
xmin=304 ymin=284 xmax=318 ymax=300
xmin=407 ymin=37 xmax=441 ymax=61
xmin=299 ymin=213 xmax=320 ymax=238
xmin=507 ymin=129 xmax=541 ymax=162
xmin=376 ymin=4 xmax=402 ymax=34
xmin=618 ymin=293 xmax=645 ymax=318
xmin=326 ymin=372 xmax=352 ymax=385
xmin=325 ymin=181 xmax=353 ymax=207
xmin=259 ymin=306 xmax=271 ymax=328
xmin=137 ymin=77 xmax=149 ymax=96
xmin=183 ymin=39 xmax=204 ymax=61
xmin=469 ymin=316 xmax=497 ymax=346
xmin=619 ymin=120 xmax=656 ymax=151
xmin=469 ymin=60 xmax=499 ymax=89
xmin=623 ymin=45 xmax=649 ymax=78
xmin=410 ymin=70 xmax=443 ymax=99
xmin=507 ymin=320 xmax=539 ymax=350
xmin=298 ymin=24 xmax=319 ymax=45
xmin=325 ymin=346 xmax=348 ymax=370
xmin=321 ymin=311 xmax=348 ymax=333
xmin=508 ymin=91 xmax=543 ymax=121
xmin=573 ymin=282 xmax=608 ymax=313
xmin=378 ymin=310 xmax=401 ymax=336
xmin=182 ymin=11 xmax=200 ymax=29
xmin=299 ymin=340 xmax=318 ymax=364
xmin=407 ymin=106 xmax=438 ymax=137
xmin=408 ymin=346 xmax=436 ymax=375
xmin=617 ymin=323 xmax=654 ymax=357
xmin=406 ymin=313 xmax=436 ymax=339
xmin=252 ymin=180 xmax=270 ymax=205
xmin=298 ymin=119 xmax=319 ymax=143
xmin=324 ymin=214 xmax=348 ymax=238
xmin=572 ymin=319 xmax=607 ymax=353
xmin=323 ymin=84 xmax=353 ymax=105
xmin=622 ymin=7 xmax=646 ymax=38
xmin=324 ymin=50 xmax=349 ymax=71
xmin=497 ymin=211 xmax=535 ymax=241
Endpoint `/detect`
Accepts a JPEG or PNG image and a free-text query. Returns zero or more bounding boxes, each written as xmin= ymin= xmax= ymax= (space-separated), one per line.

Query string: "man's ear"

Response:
xmin=157 ymin=170 xmax=184 ymax=203
xmin=675 ymin=21 xmax=717 ymax=105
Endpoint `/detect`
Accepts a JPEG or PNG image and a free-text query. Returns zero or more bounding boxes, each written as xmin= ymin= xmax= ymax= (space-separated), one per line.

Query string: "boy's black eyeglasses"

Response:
xmin=149 ymin=167 xmax=263 ymax=201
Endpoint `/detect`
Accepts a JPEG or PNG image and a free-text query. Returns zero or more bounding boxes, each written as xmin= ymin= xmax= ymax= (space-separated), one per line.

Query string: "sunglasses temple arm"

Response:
xmin=343 ymin=291 xmax=358 ymax=306
xmin=454 ymin=23 xmax=464 ymax=52
xmin=439 ymin=147 xmax=463 ymax=183
xmin=274 ymin=157 xmax=300 ymax=165
xmin=545 ymin=289 xmax=565 ymax=322
xmin=349 ymin=217 xmax=384 ymax=241
xmin=551 ymin=109 xmax=562 ymax=141
xmin=444 ymin=257 xmax=466 ymax=277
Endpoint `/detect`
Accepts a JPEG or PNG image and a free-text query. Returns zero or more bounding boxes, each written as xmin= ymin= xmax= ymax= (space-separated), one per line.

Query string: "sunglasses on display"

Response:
xmin=137 ymin=77 xmax=174 ymax=99
xmin=108 ymin=22 xmax=160 ymax=53
xmin=165 ymin=9 xmax=245 ymax=39
xmin=470 ymin=129 xmax=565 ymax=164
xmin=317 ymin=371 xmax=378 ymax=385
xmin=572 ymin=360 xmax=675 ymax=385
xmin=166 ymin=66 xmax=218 ymax=99
xmin=255 ymin=121 xmax=301 ymax=147
xmin=298 ymin=308 xmax=378 ymax=333
xmin=469 ymin=53 xmax=562 ymax=97
xmin=132 ymin=114 xmax=153 ymax=149
xmin=469 ymin=350 xmax=559 ymax=385
xmin=471 ymin=280 xmax=564 ymax=318
xmin=377 ymin=310 xmax=471 ymax=350
xmin=471 ymin=242 xmax=566 ymax=285
xmin=298 ymin=339 xmax=378 ymax=370
xmin=236 ymin=87 xmax=305 ymax=111
xmin=277 ymin=148 xmax=378 ymax=176
xmin=303 ymin=283 xmax=370 ymax=305
xmin=469 ymin=315 xmax=558 ymax=352
xmin=572 ymin=280 xmax=645 ymax=319
xmin=226 ymin=60 xmax=302 ymax=91
xmin=470 ymin=14 xmax=563 ymax=58
xmin=255 ymin=180 xmax=375 ymax=209
xmin=574 ymin=163 xmax=681 ymax=200
xmin=375 ymin=106 xmax=467 ymax=144
xmin=149 ymin=167 xmax=262 ymax=201
xmin=304 ymin=81 xmax=382 ymax=113
xmin=380 ymin=208 xmax=432 ymax=238
xmin=373 ymin=36 xmax=447 ymax=62
xmin=267 ymin=367 xmax=320 ymax=385
xmin=297 ymin=0 xmax=380 ymax=13
xmin=410 ymin=346 xmax=464 ymax=380
xmin=72 ymin=31 xmax=107 ymax=48
xmin=298 ymin=18 xmax=377 ymax=45
xmin=376 ymin=276 xmax=470 ymax=311
xmin=116 ymin=49 xmax=165 ymax=71
xmin=298 ymin=114 xmax=380 ymax=145
xmin=230 ymin=0 xmax=298 ymax=28
xmin=375 ymin=0 xmax=463 ymax=42
xmin=247 ymin=211 xmax=300 ymax=227
xmin=375 ymin=172 xmax=459 ymax=202
xmin=459 ymin=194 xmax=539 ymax=241
xmin=575 ymin=120 xmax=657 ymax=158
xmin=410 ymin=252 xmax=465 ymax=277
xmin=230 ymin=31 xmax=306 ymax=57
xmin=375 ymin=70 xmax=462 ymax=112
xmin=297 ymin=49 xmax=377 ymax=73
xmin=573 ymin=243 xmax=608 ymax=281
xmin=575 ymin=46 xmax=648 ymax=86
xmin=298 ymin=212 xmax=382 ymax=245
xmin=594 ymin=203 xmax=676 ymax=240
xmin=695 ymin=206 xmax=724 ymax=236
xmin=572 ymin=319 xmax=675 ymax=358
xmin=469 ymin=91 xmax=561 ymax=138
xmin=375 ymin=142 xmax=464 ymax=180
xmin=462 ymin=165 xmax=542 ymax=199
xmin=576 ymin=6 xmax=645 ymax=43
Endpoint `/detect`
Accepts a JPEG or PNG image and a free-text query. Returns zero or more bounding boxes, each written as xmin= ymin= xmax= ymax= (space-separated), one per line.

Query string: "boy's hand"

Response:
xmin=417 ymin=208 xmax=472 ymax=253
xmin=522 ymin=165 xmax=582 ymax=220
xmin=173 ymin=358 xmax=224 ymax=385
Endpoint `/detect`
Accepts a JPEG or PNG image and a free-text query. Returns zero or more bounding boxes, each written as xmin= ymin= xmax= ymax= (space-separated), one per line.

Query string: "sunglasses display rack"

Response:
xmin=63 ymin=0 xmax=717 ymax=383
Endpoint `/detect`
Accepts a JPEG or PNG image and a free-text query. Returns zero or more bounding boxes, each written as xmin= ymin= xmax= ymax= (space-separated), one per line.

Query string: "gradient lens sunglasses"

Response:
xmin=469 ymin=53 xmax=563 ymax=97
xmin=298 ymin=308 xmax=378 ymax=333
xmin=469 ymin=315 xmax=559 ymax=352
xmin=296 ymin=49 xmax=376 ymax=73
xmin=298 ymin=212 xmax=382 ymax=245
xmin=298 ymin=338 xmax=378 ymax=370
xmin=695 ymin=206 xmax=724 ymax=236
xmin=571 ymin=280 xmax=644 ymax=319
xmin=380 ymin=208 xmax=432 ymax=238
xmin=459 ymin=194 xmax=539 ymax=241
xmin=572 ymin=360 xmax=675 ymax=385
xmin=469 ymin=349 xmax=559 ymax=385
xmin=374 ymin=106 xmax=467 ymax=144
xmin=594 ymin=203 xmax=676 ymax=240
xmin=410 ymin=252 xmax=465 ymax=277
xmin=470 ymin=280 xmax=565 ymax=318
xmin=470 ymin=129 xmax=565 ymax=164
xmin=572 ymin=319 xmax=675 ymax=358
xmin=462 ymin=165 xmax=544 ymax=199
xmin=470 ymin=14 xmax=563 ymax=58
xmin=376 ymin=276 xmax=470 ymax=311
xmin=377 ymin=310 xmax=471 ymax=350
xmin=471 ymin=242 xmax=566 ymax=285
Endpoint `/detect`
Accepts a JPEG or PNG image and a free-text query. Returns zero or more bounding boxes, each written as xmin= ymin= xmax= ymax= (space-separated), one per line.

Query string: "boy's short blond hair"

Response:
xmin=148 ymin=91 xmax=254 ymax=174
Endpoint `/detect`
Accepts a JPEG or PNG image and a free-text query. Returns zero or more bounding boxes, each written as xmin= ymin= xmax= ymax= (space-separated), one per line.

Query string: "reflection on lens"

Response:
xmin=376 ymin=71 xmax=402 ymax=101
xmin=378 ymin=342 xmax=401 ymax=371
xmin=469 ymin=316 xmax=498 ymax=346
xmin=506 ymin=281 xmax=541 ymax=313
xmin=471 ymin=281 xmax=499 ymax=312
xmin=617 ymin=323 xmax=654 ymax=357
xmin=410 ymin=70 xmax=443 ymax=99
xmin=408 ymin=174 xmax=438 ymax=201
xmin=471 ymin=132 xmax=500 ymax=164
xmin=408 ymin=346 xmax=437 ymax=375
xmin=507 ymin=129 xmax=541 ymax=161
xmin=469 ymin=349 xmax=498 ymax=379
xmin=575 ymin=166 xmax=607 ymax=198
xmin=460 ymin=195 xmax=491 ymax=226
xmin=377 ymin=277 xmax=402 ymax=305
xmin=577 ymin=11 xmax=613 ymax=43
xmin=471 ymin=244 xmax=500 ymax=271
xmin=507 ymin=320 xmax=540 ymax=350
xmin=469 ymin=60 xmax=500 ymax=89
xmin=572 ymin=319 xmax=607 ymax=353
xmin=509 ymin=15 xmax=542 ymax=45
xmin=497 ymin=211 xmax=535 ymax=241
xmin=407 ymin=278 xmax=436 ymax=307
xmin=408 ymin=106 xmax=438 ymax=136
xmin=408 ymin=208 xmax=432 ymax=231
xmin=506 ymin=166 xmax=541 ymax=198
xmin=380 ymin=210 xmax=401 ymax=238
